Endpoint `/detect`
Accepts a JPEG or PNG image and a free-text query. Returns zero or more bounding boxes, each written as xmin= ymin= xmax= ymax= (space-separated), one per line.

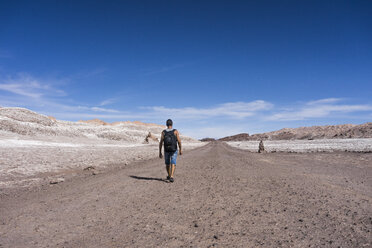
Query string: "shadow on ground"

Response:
xmin=129 ymin=175 xmax=168 ymax=183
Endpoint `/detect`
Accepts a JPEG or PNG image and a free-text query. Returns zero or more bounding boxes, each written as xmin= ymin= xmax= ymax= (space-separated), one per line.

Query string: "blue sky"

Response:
xmin=0 ymin=0 xmax=371 ymax=138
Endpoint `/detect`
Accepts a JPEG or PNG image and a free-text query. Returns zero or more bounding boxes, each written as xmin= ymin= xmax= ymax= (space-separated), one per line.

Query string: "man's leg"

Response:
xmin=169 ymin=151 xmax=178 ymax=179
xmin=170 ymin=164 xmax=176 ymax=178
xmin=164 ymin=152 xmax=171 ymax=179
xmin=166 ymin=164 xmax=171 ymax=177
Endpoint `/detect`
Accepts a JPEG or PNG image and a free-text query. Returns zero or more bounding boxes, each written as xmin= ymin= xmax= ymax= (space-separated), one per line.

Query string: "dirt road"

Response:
xmin=1 ymin=142 xmax=371 ymax=247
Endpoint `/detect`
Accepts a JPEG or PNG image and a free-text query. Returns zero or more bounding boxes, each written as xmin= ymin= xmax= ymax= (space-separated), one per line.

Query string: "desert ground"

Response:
xmin=227 ymin=138 xmax=372 ymax=153
xmin=1 ymin=142 xmax=371 ymax=248
xmin=0 ymin=140 xmax=203 ymax=188
xmin=0 ymin=107 xmax=203 ymax=188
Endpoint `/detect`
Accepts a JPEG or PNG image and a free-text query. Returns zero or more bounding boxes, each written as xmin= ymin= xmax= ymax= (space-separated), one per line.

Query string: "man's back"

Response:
xmin=163 ymin=128 xmax=178 ymax=152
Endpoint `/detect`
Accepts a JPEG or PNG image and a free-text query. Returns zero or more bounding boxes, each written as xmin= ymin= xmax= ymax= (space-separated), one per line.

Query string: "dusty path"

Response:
xmin=1 ymin=142 xmax=371 ymax=247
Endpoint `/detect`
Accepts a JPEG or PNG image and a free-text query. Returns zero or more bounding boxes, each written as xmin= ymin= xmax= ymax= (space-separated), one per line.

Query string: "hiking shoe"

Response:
xmin=166 ymin=176 xmax=170 ymax=180
xmin=169 ymin=177 xmax=174 ymax=183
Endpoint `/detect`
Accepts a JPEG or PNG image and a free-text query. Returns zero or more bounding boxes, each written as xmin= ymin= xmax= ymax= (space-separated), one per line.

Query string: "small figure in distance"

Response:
xmin=159 ymin=119 xmax=182 ymax=183
xmin=258 ymin=140 xmax=265 ymax=153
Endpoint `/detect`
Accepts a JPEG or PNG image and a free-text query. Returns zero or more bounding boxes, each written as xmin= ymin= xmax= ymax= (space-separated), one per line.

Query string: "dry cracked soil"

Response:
xmin=0 ymin=142 xmax=371 ymax=247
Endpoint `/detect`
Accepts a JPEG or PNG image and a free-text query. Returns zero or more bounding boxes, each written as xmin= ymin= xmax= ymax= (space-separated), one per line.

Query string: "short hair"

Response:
xmin=166 ymin=119 xmax=173 ymax=126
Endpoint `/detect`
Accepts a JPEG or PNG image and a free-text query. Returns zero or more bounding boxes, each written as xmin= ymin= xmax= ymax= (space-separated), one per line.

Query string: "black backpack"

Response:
xmin=163 ymin=129 xmax=177 ymax=152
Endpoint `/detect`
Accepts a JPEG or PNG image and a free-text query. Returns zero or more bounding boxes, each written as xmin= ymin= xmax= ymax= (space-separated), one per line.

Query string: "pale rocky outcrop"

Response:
xmin=220 ymin=123 xmax=372 ymax=141
xmin=144 ymin=132 xmax=159 ymax=144
xmin=0 ymin=107 xmax=198 ymax=143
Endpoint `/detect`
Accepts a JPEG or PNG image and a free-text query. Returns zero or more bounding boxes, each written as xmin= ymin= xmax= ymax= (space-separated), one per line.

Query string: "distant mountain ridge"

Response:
xmin=0 ymin=107 xmax=195 ymax=143
xmin=219 ymin=122 xmax=372 ymax=141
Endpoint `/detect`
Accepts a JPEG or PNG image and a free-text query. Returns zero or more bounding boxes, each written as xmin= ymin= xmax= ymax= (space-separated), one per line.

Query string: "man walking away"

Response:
xmin=159 ymin=119 xmax=182 ymax=183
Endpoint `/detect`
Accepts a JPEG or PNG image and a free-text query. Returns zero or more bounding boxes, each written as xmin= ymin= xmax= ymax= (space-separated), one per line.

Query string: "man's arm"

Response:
xmin=159 ymin=131 xmax=164 ymax=158
xmin=175 ymin=130 xmax=182 ymax=155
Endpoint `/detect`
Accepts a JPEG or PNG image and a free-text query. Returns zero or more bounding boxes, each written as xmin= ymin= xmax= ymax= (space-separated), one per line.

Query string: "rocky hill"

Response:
xmin=219 ymin=122 xmax=372 ymax=141
xmin=219 ymin=133 xmax=250 ymax=142
xmin=0 ymin=107 xmax=196 ymax=143
xmin=199 ymin=138 xmax=216 ymax=142
xmin=0 ymin=107 xmax=204 ymax=189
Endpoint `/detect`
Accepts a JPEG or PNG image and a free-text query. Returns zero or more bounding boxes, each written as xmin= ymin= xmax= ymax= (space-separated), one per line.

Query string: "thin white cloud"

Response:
xmin=99 ymin=98 xmax=117 ymax=106
xmin=90 ymin=107 xmax=119 ymax=113
xmin=269 ymin=98 xmax=372 ymax=121
xmin=0 ymin=83 xmax=42 ymax=98
xmin=0 ymin=73 xmax=65 ymax=98
xmin=307 ymin=98 xmax=342 ymax=105
xmin=144 ymin=100 xmax=273 ymax=119
xmin=44 ymin=101 xmax=273 ymax=122
xmin=181 ymin=126 xmax=247 ymax=139
xmin=0 ymin=73 xmax=124 ymax=117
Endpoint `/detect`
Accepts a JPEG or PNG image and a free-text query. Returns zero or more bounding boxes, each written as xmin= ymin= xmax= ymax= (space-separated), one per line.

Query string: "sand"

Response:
xmin=0 ymin=141 xmax=204 ymax=188
xmin=1 ymin=142 xmax=371 ymax=247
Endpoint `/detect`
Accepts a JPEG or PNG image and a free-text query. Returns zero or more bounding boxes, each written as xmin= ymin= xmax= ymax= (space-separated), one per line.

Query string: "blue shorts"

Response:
xmin=164 ymin=150 xmax=178 ymax=165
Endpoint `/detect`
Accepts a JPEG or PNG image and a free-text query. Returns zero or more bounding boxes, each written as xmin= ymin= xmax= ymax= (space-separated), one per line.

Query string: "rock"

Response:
xmin=144 ymin=132 xmax=159 ymax=144
xmin=49 ymin=178 xmax=65 ymax=184
xmin=83 ymin=166 xmax=95 ymax=171
xmin=258 ymin=140 xmax=265 ymax=153
xmin=83 ymin=166 xmax=99 ymax=175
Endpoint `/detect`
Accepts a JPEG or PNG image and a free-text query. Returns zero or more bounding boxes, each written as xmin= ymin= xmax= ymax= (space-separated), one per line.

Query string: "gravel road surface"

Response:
xmin=0 ymin=142 xmax=371 ymax=247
